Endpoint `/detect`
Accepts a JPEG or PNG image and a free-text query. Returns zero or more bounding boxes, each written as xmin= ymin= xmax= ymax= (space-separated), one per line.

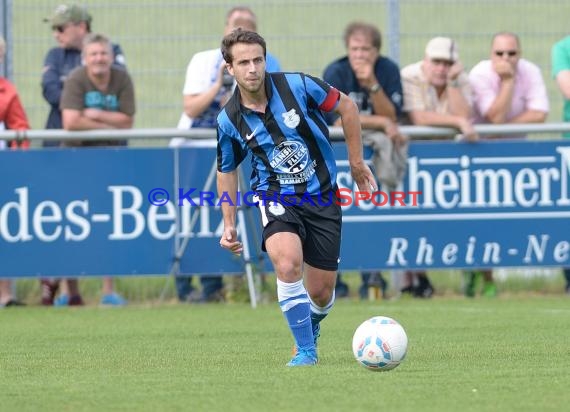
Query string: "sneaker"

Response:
xmin=69 ymin=295 xmax=84 ymax=306
xmin=414 ymin=279 xmax=434 ymax=298
xmin=100 ymin=293 xmax=127 ymax=306
xmin=482 ymin=281 xmax=497 ymax=298
xmin=464 ymin=271 xmax=480 ymax=297
xmin=414 ymin=284 xmax=434 ymax=298
xmin=2 ymin=299 xmax=25 ymax=307
xmin=204 ymin=290 xmax=225 ymax=303
xmin=292 ymin=323 xmax=320 ymax=356
xmin=287 ymin=348 xmax=318 ymax=367
xmin=400 ymin=285 xmax=415 ymax=296
xmin=54 ymin=294 xmax=70 ymax=307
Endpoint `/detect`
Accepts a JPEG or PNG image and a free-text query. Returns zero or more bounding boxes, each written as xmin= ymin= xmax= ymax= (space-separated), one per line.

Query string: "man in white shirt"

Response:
xmin=171 ymin=7 xmax=281 ymax=303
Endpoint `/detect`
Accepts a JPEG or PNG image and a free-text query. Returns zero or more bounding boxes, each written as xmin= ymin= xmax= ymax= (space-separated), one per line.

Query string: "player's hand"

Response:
xmin=219 ymin=226 xmax=243 ymax=256
xmin=351 ymin=161 xmax=378 ymax=195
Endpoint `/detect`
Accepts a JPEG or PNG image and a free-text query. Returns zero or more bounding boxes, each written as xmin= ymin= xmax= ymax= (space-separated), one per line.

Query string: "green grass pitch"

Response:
xmin=1 ymin=296 xmax=569 ymax=412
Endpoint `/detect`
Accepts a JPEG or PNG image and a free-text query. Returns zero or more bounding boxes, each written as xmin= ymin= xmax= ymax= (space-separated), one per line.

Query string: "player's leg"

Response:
xmin=265 ymin=228 xmax=317 ymax=366
xmin=304 ymin=265 xmax=336 ymax=346
xmin=301 ymin=193 xmax=342 ymax=344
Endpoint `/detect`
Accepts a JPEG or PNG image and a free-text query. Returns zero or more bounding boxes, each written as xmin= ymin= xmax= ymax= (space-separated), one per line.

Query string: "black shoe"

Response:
xmin=3 ymin=299 xmax=25 ymax=307
xmin=204 ymin=290 xmax=226 ymax=303
xmin=400 ymin=285 xmax=415 ymax=295
xmin=414 ymin=285 xmax=434 ymax=298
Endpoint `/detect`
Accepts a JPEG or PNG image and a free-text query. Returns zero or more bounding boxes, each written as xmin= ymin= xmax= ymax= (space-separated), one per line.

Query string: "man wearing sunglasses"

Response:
xmin=469 ymin=32 xmax=548 ymax=129
xmin=467 ymin=32 xmax=549 ymax=298
xmin=42 ymin=4 xmax=126 ymax=136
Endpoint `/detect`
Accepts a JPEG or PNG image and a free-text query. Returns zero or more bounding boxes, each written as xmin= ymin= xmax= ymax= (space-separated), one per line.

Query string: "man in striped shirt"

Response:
xmin=216 ymin=29 xmax=376 ymax=367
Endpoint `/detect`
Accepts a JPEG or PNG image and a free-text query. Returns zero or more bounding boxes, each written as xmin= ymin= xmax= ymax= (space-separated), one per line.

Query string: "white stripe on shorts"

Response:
xmin=252 ymin=194 xmax=269 ymax=227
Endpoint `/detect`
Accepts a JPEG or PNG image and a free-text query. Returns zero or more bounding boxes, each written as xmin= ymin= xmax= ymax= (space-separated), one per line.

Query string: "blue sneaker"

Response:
xmin=100 ymin=293 xmax=127 ymax=306
xmin=287 ymin=348 xmax=318 ymax=367
xmin=54 ymin=294 xmax=70 ymax=307
xmin=292 ymin=323 xmax=320 ymax=355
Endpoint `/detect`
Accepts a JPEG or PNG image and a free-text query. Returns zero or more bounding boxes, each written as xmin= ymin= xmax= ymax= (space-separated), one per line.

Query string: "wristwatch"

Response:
xmin=368 ymin=83 xmax=382 ymax=94
xmin=448 ymin=79 xmax=460 ymax=88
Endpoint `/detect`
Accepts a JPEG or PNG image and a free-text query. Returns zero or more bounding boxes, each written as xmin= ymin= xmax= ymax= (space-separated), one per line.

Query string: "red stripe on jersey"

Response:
xmin=319 ymin=87 xmax=340 ymax=112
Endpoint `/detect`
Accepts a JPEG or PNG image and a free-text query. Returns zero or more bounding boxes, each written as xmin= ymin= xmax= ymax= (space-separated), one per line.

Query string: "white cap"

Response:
xmin=425 ymin=37 xmax=458 ymax=61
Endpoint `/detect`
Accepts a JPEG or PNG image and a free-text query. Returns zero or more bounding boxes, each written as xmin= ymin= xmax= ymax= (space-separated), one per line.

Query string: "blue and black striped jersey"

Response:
xmin=217 ymin=72 xmax=341 ymax=196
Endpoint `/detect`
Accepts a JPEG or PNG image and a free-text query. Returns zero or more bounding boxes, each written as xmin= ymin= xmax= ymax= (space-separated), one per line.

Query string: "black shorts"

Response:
xmin=255 ymin=191 xmax=341 ymax=271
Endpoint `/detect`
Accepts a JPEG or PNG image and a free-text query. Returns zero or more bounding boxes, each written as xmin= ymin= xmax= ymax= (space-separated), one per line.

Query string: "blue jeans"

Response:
xmin=564 ymin=269 xmax=570 ymax=288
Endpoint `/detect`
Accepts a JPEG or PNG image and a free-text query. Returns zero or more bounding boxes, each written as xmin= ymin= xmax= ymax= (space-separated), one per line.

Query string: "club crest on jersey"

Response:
xmin=282 ymin=109 xmax=300 ymax=129
xmin=268 ymin=201 xmax=285 ymax=216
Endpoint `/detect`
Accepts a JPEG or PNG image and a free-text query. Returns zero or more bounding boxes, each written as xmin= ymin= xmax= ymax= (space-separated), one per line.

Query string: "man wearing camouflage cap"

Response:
xmin=42 ymin=4 xmax=126 ymax=133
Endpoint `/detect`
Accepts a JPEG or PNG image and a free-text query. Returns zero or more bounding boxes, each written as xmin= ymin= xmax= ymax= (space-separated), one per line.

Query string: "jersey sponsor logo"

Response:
xmin=270 ymin=141 xmax=309 ymax=173
xmin=269 ymin=141 xmax=315 ymax=184
xmin=282 ymin=108 xmax=300 ymax=129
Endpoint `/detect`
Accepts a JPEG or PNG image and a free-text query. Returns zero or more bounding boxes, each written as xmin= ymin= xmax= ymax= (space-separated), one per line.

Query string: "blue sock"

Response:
xmin=277 ymin=279 xmax=314 ymax=351
xmin=309 ymin=290 xmax=335 ymax=334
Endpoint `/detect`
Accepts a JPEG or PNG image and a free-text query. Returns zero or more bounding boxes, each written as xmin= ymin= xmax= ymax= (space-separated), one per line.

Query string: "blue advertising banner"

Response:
xmin=0 ymin=148 xmax=175 ymax=277
xmin=1 ymin=140 xmax=570 ymax=277
xmin=336 ymin=139 xmax=570 ymax=270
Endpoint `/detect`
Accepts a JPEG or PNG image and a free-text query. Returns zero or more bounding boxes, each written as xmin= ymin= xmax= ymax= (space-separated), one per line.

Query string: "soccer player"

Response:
xmin=216 ymin=29 xmax=376 ymax=366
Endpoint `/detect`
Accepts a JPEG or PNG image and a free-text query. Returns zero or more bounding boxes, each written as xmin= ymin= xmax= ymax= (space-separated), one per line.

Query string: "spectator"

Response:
xmin=401 ymin=36 xmax=477 ymax=297
xmin=323 ymin=21 xmax=405 ymax=299
xmin=60 ymin=33 xmax=134 ymax=306
xmin=0 ymin=34 xmax=28 ymax=308
xmin=551 ymin=35 xmax=570 ymax=294
xmin=171 ymin=6 xmax=281 ymax=303
xmin=470 ymin=32 xmax=548 ymax=133
xmin=468 ymin=32 xmax=549 ymax=296
xmin=402 ymin=37 xmax=477 ymax=141
xmin=40 ymin=3 xmax=126 ymax=306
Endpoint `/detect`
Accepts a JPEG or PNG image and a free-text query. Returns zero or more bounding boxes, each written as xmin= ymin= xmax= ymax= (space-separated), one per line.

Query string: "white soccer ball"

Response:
xmin=352 ymin=316 xmax=408 ymax=371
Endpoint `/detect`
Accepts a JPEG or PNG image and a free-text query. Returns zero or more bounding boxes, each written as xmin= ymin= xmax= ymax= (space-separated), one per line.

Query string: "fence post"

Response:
xmin=386 ymin=0 xmax=400 ymax=65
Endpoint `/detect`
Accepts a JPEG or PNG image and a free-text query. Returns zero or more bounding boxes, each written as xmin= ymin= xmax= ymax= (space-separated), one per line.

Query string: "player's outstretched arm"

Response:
xmin=335 ymin=92 xmax=378 ymax=194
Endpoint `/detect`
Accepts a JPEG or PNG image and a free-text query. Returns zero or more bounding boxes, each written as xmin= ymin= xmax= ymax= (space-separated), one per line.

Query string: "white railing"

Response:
xmin=0 ymin=123 xmax=570 ymax=143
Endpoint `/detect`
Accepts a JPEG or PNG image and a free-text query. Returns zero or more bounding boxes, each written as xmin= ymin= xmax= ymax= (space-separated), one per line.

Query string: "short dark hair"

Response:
xmin=221 ymin=28 xmax=266 ymax=64
xmin=343 ymin=21 xmax=382 ymax=51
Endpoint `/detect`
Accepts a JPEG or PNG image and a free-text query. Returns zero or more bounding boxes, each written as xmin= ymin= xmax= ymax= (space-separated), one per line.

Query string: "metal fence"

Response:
xmin=3 ymin=0 xmax=569 ymax=134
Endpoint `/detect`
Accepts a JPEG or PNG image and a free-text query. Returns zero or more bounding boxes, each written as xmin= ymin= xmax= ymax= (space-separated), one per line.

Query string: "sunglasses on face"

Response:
xmin=52 ymin=24 xmax=69 ymax=33
xmin=494 ymin=50 xmax=518 ymax=57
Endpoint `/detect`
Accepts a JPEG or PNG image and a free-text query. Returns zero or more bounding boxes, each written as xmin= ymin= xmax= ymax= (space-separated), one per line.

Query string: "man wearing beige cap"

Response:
xmin=399 ymin=36 xmax=477 ymax=298
xmin=39 ymin=4 xmax=127 ymax=307
xmin=401 ymin=36 xmax=477 ymax=141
